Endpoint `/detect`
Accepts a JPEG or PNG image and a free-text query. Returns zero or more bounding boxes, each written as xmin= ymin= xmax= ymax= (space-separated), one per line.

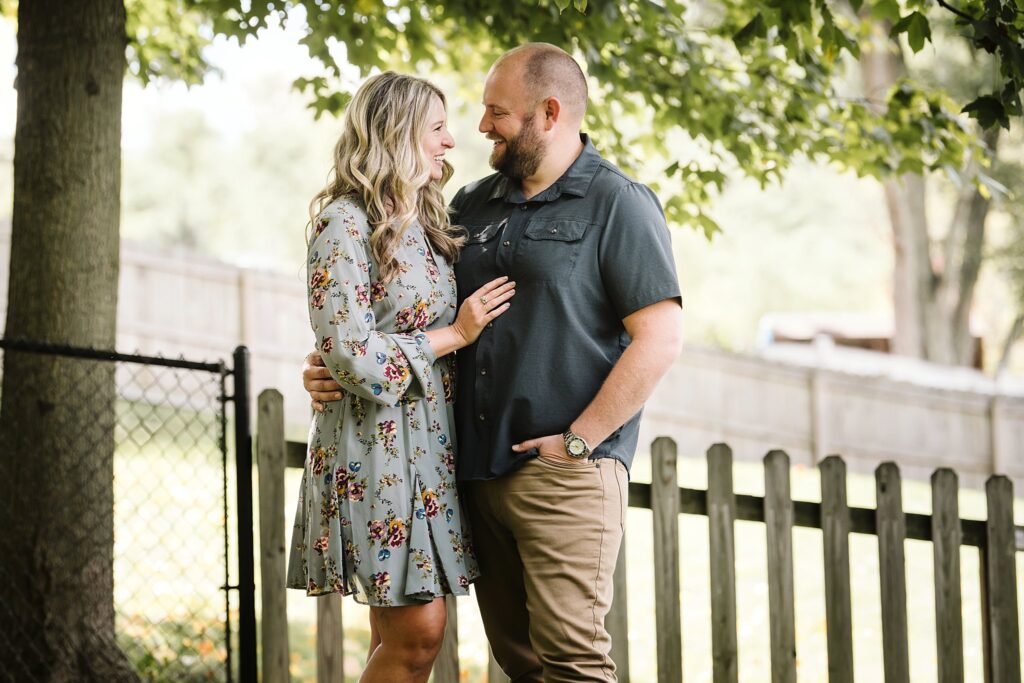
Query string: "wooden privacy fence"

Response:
xmin=257 ymin=389 xmax=1024 ymax=683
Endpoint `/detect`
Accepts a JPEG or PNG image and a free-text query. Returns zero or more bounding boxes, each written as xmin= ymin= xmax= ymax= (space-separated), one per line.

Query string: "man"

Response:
xmin=305 ymin=44 xmax=682 ymax=682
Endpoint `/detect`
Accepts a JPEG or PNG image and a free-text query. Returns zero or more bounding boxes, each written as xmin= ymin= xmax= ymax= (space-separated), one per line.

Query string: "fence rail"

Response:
xmin=257 ymin=389 xmax=1024 ymax=682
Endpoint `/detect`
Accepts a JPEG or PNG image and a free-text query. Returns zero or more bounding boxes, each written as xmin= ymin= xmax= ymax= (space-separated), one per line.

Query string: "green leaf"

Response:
xmin=962 ymin=95 xmax=1009 ymax=129
xmin=890 ymin=11 xmax=931 ymax=52
xmin=733 ymin=13 xmax=766 ymax=49
xmin=872 ymin=0 xmax=901 ymax=23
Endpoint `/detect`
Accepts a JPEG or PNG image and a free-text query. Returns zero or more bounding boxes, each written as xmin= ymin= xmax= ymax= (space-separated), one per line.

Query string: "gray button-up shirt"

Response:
xmin=450 ymin=135 xmax=681 ymax=481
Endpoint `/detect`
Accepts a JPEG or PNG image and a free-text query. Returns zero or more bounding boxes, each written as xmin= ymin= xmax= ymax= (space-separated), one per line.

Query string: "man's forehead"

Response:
xmin=482 ymin=68 xmax=522 ymax=107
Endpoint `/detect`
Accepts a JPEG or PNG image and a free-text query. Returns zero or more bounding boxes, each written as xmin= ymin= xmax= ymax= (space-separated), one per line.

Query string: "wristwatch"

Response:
xmin=562 ymin=428 xmax=592 ymax=459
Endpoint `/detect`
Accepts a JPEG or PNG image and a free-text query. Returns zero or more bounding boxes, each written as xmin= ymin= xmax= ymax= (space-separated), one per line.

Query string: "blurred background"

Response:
xmin=3 ymin=2 xmax=1024 ymax=681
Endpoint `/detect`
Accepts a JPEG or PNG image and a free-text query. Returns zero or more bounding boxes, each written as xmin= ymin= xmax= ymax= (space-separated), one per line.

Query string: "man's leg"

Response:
xmin=464 ymin=480 xmax=544 ymax=682
xmin=505 ymin=457 xmax=627 ymax=683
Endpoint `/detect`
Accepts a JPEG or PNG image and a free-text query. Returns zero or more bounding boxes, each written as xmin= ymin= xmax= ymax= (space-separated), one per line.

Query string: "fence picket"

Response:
xmin=488 ymin=647 xmax=510 ymax=683
xmin=608 ymin=537 xmax=631 ymax=682
xmin=983 ymin=476 xmax=1021 ymax=683
xmin=652 ymin=436 xmax=683 ymax=683
xmin=316 ymin=593 xmax=344 ymax=682
xmin=707 ymin=443 xmax=738 ymax=683
xmin=256 ymin=390 xmax=290 ymax=683
xmin=931 ymin=468 xmax=964 ymax=683
xmin=764 ymin=450 xmax=796 ymax=683
xmin=820 ymin=455 xmax=854 ymax=683
xmin=432 ymin=594 xmax=459 ymax=682
xmin=876 ymin=462 xmax=910 ymax=683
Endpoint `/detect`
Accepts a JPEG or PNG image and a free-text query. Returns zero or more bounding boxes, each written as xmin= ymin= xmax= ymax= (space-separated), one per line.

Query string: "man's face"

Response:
xmin=479 ymin=65 xmax=547 ymax=180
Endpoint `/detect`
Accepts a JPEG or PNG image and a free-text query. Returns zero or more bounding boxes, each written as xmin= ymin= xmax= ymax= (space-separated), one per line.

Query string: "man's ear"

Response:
xmin=542 ymin=96 xmax=562 ymax=130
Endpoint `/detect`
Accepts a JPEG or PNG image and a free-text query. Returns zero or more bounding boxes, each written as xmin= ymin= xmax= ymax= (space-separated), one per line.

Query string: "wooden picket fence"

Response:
xmin=256 ymin=388 xmax=1024 ymax=683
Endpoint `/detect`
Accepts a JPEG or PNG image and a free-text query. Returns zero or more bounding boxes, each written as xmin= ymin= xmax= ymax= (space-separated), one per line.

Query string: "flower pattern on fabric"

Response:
xmin=286 ymin=195 xmax=476 ymax=606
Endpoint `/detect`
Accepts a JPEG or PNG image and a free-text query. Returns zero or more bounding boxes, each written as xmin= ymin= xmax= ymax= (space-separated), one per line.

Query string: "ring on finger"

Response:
xmin=480 ymin=295 xmax=489 ymax=305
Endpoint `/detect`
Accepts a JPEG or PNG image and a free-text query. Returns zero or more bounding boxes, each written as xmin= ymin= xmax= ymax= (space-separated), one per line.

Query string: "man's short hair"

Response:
xmin=495 ymin=43 xmax=588 ymax=121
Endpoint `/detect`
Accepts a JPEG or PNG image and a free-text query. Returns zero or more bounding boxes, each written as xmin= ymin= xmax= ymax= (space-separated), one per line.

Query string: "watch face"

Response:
xmin=568 ymin=438 xmax=586 ymax=456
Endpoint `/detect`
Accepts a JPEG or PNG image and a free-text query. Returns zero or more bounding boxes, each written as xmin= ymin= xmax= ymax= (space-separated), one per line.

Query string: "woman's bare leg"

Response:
xmin=359 ymin=597 xmax=446 ymax=683
xmin=367 ymin=608 xmax=382 ymax=659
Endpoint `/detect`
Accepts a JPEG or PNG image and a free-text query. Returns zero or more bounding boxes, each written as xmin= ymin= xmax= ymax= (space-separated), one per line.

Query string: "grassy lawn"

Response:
xmin=113 ymin=395 xmax=232 ymax=682
xmin=274 ymin=449 xmax=1024 ymax=682
xmin=111 ymin=409 xmax=1023 ymax=682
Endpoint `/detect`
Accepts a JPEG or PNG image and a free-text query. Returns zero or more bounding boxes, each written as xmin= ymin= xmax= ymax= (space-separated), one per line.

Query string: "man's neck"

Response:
xmin=519 ymin=134 xmax=585 ymax=200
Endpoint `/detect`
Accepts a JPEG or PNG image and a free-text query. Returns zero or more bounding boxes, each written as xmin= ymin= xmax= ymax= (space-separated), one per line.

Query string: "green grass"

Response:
xmin=112 ymin=419 xmax=1024 ymax=681
xmin=281 ymin=451 xmax=1024 ymax=682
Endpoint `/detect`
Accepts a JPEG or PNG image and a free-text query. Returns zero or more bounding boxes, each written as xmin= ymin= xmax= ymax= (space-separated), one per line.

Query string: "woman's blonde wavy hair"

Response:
xmin=309 ymin=71 xmax=465 ymax=282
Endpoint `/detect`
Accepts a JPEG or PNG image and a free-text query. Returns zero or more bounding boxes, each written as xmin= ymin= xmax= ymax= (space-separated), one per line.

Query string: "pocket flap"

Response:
xmin=524 ymin=218 xmax=589 ymax=242
xmin=464 ymin=219 xmax=506 ymax=244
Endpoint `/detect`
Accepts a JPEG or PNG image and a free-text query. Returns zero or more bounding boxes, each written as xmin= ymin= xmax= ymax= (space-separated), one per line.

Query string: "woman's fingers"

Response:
xmin=470 ymin=275 xmax=510 ymax=299
xmin=483 ymin=287 xmax=515 ymax=311
xmin=487 ymin=302 xmax=512 ymax=319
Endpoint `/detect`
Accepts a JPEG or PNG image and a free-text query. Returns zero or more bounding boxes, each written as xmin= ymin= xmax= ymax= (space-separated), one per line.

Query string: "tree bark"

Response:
xmin=859 ymin=18 xmax=993 ymax=367
xmin=860 ymin=20 xmax=932 ymax=359
xmin=0 ymin=1 xmax=136 ymax=681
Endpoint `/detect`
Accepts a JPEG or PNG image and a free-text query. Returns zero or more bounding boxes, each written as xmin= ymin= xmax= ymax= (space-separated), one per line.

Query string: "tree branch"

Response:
xmin=935 ymin=0 xmax=976 ymax=24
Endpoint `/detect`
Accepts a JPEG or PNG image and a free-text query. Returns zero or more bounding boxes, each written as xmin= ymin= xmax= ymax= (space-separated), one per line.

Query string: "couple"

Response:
xmin=286 ymin=43 xmax=683 ymax=683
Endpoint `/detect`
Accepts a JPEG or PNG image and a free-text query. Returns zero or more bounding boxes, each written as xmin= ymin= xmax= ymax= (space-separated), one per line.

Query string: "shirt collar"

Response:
xmin=488 ymin=133 xmax=601 ymax=203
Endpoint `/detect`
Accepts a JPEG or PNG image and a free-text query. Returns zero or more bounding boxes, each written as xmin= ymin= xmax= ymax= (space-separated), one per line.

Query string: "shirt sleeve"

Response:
xmin=598 ymin=182 xmax=682 ymax=320
xmin=307 ymin=204 xmax=438 ymax=407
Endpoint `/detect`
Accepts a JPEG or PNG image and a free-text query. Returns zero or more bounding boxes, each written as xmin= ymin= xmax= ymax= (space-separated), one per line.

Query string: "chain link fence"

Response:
xmin=0 ymin=339 xmax=251 ymax=682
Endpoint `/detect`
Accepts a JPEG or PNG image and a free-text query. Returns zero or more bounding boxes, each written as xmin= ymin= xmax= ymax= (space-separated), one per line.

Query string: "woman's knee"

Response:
xmin=374 ymin=600 xmax=447 ymax=667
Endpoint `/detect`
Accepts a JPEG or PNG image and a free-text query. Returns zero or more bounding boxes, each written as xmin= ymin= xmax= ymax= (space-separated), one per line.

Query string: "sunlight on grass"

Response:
xmin=265 ymin=447 xmax=1023 ymax=681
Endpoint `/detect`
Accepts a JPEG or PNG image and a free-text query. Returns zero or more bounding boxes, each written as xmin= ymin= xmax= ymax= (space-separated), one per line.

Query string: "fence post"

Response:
xmin=608 ymin=536 xmax=631 ymax=682
xmin=432 ymin=594 xmax=459 ymax=681
xmin=764 ymin=450 xmax=796 ymax=683
xmin=820 ymin=455 xmax=854 ymax=683
xmin=982 ymin=475 xmax=1021 ymax=683
xmin=931 ymin=468 xmax=964 ymax=683
xmin=488 ymin=647 xmax=510 ymax=683
xmin=257 ymin=389 xmax=290 ymax=682
xmin=707 ymin=443 xmax=738 ymax=683
xmin=317 ymin=594 xmax=344 ymax=682
xmin=651 ymin=436 xmax=683 ymax=683
xmin=233 ymin=345 xmax=258 ymax=683
xmin=876 ymin=462 xmax=910 ymax=683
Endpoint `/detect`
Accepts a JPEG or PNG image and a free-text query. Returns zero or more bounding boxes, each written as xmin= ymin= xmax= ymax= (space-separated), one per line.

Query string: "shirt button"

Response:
xmin=480 ymin=368 xmax=487 ymax=375
xmin=549 ymin=228 xmax=557 ymax=234
xmin=520 ymin=204 xmax=528 ymax=211
xmin=503 ymin=240 xmax=510 ymax=247
xmin=486 ymin=322 xmax=493 ymax=328
xmin=478 ymin=413 xmax=485 ymax=421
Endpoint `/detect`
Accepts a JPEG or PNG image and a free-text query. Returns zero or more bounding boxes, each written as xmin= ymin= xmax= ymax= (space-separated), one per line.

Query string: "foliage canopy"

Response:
xmin=7 ymin=0 xmax=1022 ymax=233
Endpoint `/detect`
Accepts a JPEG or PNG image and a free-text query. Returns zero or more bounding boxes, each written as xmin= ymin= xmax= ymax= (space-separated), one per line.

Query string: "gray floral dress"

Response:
xmin=286 ymin=195 xmax=479 ymax=606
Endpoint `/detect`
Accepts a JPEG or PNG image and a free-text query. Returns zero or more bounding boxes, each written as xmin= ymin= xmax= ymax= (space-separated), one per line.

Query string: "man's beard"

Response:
xmin=490 ymin=114 xmax=546 ymax=180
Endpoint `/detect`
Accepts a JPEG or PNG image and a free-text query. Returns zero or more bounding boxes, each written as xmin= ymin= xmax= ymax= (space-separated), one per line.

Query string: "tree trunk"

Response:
xmin=859 ymin=18 xmax=992 ymax=367
xmin=927 ymin=126 xmax=999 ymax=366
xmin=0 ymin=1 xmax=136 ymax=681
xmin=859 ymin=20 xmax=932 ymax=359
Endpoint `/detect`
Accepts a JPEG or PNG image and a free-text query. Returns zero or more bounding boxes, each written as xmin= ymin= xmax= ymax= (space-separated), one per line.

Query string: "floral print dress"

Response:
xmin=286 ymin=195 xmax=479 ymax=606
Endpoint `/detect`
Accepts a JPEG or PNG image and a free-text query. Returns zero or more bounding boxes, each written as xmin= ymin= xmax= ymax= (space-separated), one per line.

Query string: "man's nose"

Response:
xmin=478 ymin=114 xmax=490 ymax=134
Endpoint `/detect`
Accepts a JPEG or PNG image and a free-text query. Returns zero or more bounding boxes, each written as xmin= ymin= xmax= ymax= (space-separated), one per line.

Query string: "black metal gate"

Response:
xmin=0 ymin=339 xmax=256 ymax=682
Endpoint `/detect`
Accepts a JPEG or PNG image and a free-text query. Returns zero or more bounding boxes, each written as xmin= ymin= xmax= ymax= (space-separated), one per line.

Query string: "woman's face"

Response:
xmin=421 ymin=94 xmax=455 ymax=181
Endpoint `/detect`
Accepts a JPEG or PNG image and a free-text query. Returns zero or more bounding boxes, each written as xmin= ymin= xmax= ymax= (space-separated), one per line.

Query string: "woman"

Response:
xmin=286 ymin=72 xmax=514 ymax=682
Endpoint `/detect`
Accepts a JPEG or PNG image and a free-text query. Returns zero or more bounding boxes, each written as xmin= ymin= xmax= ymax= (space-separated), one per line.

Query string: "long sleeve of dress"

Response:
xmin=307 ymin=203 xmax=438 ymax=407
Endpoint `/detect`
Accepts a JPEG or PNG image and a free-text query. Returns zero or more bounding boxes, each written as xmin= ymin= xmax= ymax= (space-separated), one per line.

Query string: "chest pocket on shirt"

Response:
xmin=457 ymin=220 xmax=505 ymax=299
xmin=517 ymin=217 xmax=590 ymax=282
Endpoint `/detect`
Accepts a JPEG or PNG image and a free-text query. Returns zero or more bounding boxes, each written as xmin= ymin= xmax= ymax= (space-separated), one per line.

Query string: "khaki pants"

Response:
xmin=464 ymin=456 xmax=628 ymax=683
